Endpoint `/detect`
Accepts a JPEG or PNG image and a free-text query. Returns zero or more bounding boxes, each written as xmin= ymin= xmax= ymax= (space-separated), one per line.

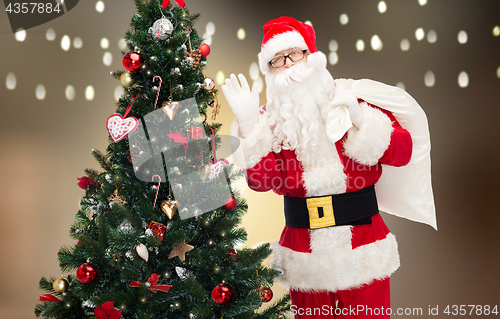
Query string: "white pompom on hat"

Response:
xmin=258 ymin=16 xmax=326 ymax=74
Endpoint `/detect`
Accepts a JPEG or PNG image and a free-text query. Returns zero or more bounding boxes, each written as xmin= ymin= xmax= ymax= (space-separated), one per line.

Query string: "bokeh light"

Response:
xmin=118 ymin=38 xmax=127 ymax=50
xmin=340 ymin=14 xmax=349 ymax=25
xmin=216 ymin=70 xmax=225 ymax=86
xmin=46 ymin=28 xmax=56 ymax=41
xmin=329 ymin=40 xmax=338 ymax=51
xmin=206 ymin=22 xmax=215 ymax=36
xmin=96 ymin=1 xmax=105 ymax=13
xmin=493 ymin=26 xmax=500 ymax=37
xmin=36 ymin=84 xmax=46 ymax=100
xmin=371 ymin=35 xmax=383 ymax=51
xmin=85 ymin=85 xmax=95 ymax=101
xmin=103 ymin=52 xmax=113 ymax=66
xmin=6 ymin=73 xmax=16 ymax=90
xmin=61 ymin=35 xmax=71 ymax=51
xmin=415 ymin=28 xmax=425 ymax=41
xmin=458 ymin=30 xmax=468 ymax=44
xmin=73 ymin=37 xmax=83 ymax=49
xmin=237 ymin=28 xmax=246 ymax=40
xmin=356 ymin=39 xmax=365 ymax=51
xmin=329 ymin=52 xmax=339 ymax=65
xmin=114 ymin=86 xmax=123 ymax=101
xmin=249 ymin=63 xmax=260 ymax=80
xmin=378 ymin=1 xmax=387 ymax=13
xmin=427 ymin=30 xmax=437 ymax=43
xmin=424 ymin=71 xmax=435 ymax=87
xmin=101 ymin=38 xmax=109 ymax=49
xmin=400 ymin=39 xmax=410 ymax=51
xmin=458 ymin=71 xmax=469 ymax=88
xmin=15 ymin=29 xmax=26 ymax=42
xmin=65 ymin=85 xmax=75 ymax=100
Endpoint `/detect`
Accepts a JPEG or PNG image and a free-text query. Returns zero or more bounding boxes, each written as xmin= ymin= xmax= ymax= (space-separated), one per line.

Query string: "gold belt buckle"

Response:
xmin=306 ymin=196 xmax=336 ymax=229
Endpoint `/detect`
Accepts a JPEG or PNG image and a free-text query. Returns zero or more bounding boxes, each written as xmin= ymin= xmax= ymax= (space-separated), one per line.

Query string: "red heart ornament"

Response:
xmin=106 ymin=114 xmax=138 ymax=143
xmin=208 ymin=159 xmax=229 ymax=182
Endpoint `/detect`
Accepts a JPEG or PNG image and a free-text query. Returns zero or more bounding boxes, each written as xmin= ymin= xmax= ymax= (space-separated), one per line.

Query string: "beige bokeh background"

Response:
xmin=1 ymin=0 xmax=499 ymax=318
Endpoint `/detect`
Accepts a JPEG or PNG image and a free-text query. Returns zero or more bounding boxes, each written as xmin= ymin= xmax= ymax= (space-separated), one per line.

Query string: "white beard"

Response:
xmin=263 ymin=60 xmax=347 ymax=196
xmin=264 ymin=61 xmax=335 ymax=161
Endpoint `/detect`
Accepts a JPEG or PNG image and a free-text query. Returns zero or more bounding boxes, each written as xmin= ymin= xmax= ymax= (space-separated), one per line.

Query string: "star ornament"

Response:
xmin=168 ymin=241 xmax=194 ymax=262
xmin=108 ymin=189 xmax=127 ymax=205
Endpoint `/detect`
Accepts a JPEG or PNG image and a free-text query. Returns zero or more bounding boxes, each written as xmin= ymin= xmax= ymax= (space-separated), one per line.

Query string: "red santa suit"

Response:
xmin=232 ymin=99 xmax=410 ymax=318
xmin=226 ymin=16 xmax=435 ymax=319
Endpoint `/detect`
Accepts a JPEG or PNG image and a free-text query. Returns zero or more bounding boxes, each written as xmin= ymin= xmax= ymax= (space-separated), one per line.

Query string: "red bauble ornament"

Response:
xmin=223 ymin=196 xmax=237 ymax=211
xmin=212 ymin=282 xmax=234 ymax=305
xmin=199 ymin=43 xmax=211 ymax=58
xmin=122 ymin=52 xmax=144 ymax=73
xmin=76 ymin=262 xmax=99 ymax=284
xmin=259 ymin=287 xmax=273 ymax=303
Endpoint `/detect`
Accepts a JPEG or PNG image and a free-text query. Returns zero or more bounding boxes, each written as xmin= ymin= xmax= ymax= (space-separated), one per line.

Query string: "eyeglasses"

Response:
xmin=269 ymin=49 xmax=307 ymax=68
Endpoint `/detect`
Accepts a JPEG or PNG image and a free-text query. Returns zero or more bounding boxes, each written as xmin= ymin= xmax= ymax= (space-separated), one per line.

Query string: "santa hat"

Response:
xmin=258 ymin=16 xmax=327 ymax=75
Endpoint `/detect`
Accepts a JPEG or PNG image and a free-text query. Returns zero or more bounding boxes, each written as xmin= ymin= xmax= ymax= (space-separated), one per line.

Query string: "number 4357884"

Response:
xmin=5 ymin=2 xmax=62 ymax=14
xmin=444 ymin=305 xmax=498 ymax=316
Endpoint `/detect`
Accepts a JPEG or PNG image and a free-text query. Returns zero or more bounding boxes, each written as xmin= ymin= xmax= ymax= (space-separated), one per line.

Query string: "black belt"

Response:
xmin=283 ymin=185 xmax=379 ymax=229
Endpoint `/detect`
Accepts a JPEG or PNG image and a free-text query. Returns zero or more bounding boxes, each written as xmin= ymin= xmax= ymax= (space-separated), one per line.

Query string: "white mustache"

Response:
xmin=266 ymin=61 xmax=316 ymax=92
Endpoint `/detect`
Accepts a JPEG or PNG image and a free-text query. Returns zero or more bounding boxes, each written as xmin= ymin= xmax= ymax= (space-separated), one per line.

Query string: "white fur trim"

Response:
xmin=230 ymin=116 xmax=274 ymax=170
xmin=270 ymin=227 xmax=400 ymax=292
xmin=306 ymin=52 xmax=327 ymax=70
xmin=298 ymin=127 xmax=347 ymax=197
xmin=343 ymin=102 xmax=394 ymax=166
xmin=259 ymin=31 xmax=308 ymax=75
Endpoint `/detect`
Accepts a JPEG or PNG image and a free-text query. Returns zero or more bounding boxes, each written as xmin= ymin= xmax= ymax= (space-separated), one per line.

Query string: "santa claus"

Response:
xmin=222 ymin=17 xmax=436 ymax=318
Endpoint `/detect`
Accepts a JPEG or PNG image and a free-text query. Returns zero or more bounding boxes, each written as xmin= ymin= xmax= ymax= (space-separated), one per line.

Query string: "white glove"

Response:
xmin=331 ymin=87 xmax=362 ymax=129
xmin=221 ymin=74 xmax=259 ymax=137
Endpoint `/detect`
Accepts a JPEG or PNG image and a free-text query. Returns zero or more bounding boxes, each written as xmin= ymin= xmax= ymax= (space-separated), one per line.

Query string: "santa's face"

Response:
xmin=263 ymin=52 xmax=336 ymax=156
xmin=269 ymin=48 xmax=309 ymax=71
xmin=264 ymin=55 xmax=318 ymax=94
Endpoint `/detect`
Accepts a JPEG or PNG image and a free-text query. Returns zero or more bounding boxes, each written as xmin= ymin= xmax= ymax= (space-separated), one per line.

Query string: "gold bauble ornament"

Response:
xmin=53 ymin=277 xmax=69 ymax=293
xmin=120 ymin=72 xmax=136 ymax=87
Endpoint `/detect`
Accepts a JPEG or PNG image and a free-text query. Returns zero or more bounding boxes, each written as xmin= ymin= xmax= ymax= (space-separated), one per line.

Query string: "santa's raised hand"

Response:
xmin=221 ymin=74 xmax=259 ymax=137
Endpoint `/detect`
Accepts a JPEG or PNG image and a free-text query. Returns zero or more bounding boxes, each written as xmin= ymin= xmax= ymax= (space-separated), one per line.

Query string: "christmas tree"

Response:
xmin=35 ymin=1 xmax=290 ymax=318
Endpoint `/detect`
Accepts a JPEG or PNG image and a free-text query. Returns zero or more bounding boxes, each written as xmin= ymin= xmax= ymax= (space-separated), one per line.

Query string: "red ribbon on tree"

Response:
xmin=39 ymin=294 xmax=61 ymax=303
xmin=94 ymin=302 xmax=122 ymax=319
xmin=210 ymin=128 xmax=217 ymax=164
xmin=162 ymin=0 xmax=185 ymax=9
xmin=129 ymin=273 xmax=172 ymax=293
